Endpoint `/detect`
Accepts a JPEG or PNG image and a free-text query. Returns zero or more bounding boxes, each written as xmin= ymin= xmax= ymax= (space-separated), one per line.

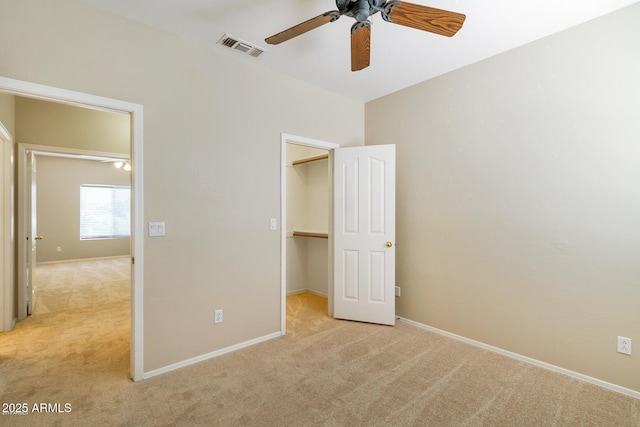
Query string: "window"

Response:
xmin=80 ymin=185 xmax=130 ymax=239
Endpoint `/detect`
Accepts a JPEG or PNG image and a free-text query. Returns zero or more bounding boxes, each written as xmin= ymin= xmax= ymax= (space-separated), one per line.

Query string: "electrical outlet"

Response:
xmin=214 ymin=309 xmax=223 ymax=324
xmin=395 ymin=286 xmax=401 ymax=297
xmin=617 ymin=336 xmax=632 ymax=355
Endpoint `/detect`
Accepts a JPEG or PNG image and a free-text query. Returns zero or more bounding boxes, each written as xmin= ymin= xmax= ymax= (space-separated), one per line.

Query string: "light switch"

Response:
xmin=270 ymin=218 xmax=277 ymax=230
xmin=148 ymin=221 xmax=165 ymax=237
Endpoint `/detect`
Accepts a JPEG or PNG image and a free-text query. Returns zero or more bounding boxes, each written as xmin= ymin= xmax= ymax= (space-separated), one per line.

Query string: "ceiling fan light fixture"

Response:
xmin=113 ymin=160 xmax=131 ymax=171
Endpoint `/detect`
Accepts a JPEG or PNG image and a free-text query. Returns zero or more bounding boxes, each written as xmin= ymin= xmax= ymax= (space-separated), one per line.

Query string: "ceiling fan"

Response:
xmin=265 ymin=0 xmax=466 ymax=72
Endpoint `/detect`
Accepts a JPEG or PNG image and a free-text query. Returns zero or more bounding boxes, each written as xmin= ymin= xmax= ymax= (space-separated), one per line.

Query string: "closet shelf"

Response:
xmin=292 ymin=154 xmax=328 ymax=166
xmin=292 ymin=231 xmax=328 ymax=239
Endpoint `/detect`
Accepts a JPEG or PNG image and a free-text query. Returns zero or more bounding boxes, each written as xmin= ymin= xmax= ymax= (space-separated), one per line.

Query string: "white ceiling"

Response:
xmin=76 ymin=0 xmax=638 ymax=102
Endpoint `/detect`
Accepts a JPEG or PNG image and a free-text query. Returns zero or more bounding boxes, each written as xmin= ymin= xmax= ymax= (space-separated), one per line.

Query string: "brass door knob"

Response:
xmin=385 ymin=241 xmax=393 ymax=248
xmin=35 ymin=236 xmax=44 ymax=240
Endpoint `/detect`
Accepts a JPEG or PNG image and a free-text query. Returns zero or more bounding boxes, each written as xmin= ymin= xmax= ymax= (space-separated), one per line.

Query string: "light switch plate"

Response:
xmin=148 ymin=221 xmax=165 ymax=237
xmin=270 ymin=218 xmax=277 ymax=230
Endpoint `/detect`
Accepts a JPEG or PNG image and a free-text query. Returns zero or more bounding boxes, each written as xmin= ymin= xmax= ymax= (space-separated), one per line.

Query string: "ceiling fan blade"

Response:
xmin=351 ymin=22 xmax=371 ymax=72
xmin=265 ymin=11 xmax=341 ymax=45
xmin=384 ymin=1 xmax=465 ymax=37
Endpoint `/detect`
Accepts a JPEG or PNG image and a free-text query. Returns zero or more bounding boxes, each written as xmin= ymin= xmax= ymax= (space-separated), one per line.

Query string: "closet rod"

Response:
xmin=291 ymin=154 xmax=329 ymax=166
xmin=292 ymin=231 xmax=329 ymax=239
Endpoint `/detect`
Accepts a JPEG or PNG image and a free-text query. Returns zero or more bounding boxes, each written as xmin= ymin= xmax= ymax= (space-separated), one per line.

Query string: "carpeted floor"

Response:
xmin=1 ymin=258 xmax=639 ymax=426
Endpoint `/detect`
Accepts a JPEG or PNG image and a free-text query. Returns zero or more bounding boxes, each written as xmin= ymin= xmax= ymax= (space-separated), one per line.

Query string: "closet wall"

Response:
xmin=286 ymin=144 xmax=329 ymax=296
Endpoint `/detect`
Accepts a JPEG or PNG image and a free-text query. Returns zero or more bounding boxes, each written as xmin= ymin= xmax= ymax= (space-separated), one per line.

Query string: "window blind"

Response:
xmin=80 ymin=185 xmax=130 ymax=239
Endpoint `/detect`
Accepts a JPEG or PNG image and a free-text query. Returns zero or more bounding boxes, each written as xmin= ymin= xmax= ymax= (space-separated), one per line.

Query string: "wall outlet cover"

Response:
xmin=617 ymin=336 xmax=632 ymax=355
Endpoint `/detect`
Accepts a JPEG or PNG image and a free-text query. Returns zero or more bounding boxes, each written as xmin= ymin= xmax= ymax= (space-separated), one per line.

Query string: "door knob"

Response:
xmin=385 ymin=241 xmax=393 ymax=248
xmin=35 ymin=236 xmax=44 ymax=240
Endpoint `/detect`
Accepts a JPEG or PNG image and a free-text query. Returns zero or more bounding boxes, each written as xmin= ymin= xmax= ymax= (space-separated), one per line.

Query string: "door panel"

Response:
xmin=342 ymin=159 xmax=359 ymax=233
xmin=26 ymin=152 xmax=37 ymax=315
xmin=343 ymin=250 xmax=359 ymax=300
xmin=370 ymin=251 xmax=386 ymax=302
xmin=18 ymin=151 xmax=37 ymax=320
xmin=333 ymin=144 xmax=395 ymax=325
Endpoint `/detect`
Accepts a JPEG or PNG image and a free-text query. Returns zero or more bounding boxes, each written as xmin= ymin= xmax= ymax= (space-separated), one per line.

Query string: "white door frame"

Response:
xmin=280 ymin=133 xmax=339 ymax=334
xmin=0 ymin=120 xmax=14 ymax=332
xmin=0 ymin=76 xmax=145 ymax=381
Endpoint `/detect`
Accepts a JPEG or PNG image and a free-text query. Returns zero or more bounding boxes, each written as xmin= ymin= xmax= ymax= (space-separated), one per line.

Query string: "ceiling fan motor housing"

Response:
xmin=337 ymin=0 xmax=388 ymax=22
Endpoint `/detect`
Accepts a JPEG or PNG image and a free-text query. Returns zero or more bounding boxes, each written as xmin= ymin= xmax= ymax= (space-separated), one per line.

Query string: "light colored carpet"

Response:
xmin=1 ymin=259 xmax=639 ymax=426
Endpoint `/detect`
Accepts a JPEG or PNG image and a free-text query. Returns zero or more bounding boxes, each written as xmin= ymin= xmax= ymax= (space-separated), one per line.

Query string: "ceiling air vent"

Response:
xmin=217 ymin=34 xmax=266 ymax=58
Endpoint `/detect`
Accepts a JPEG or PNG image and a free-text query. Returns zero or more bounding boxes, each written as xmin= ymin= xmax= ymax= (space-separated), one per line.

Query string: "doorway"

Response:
xmin=284 ymin=144 xmax=329 ymax=326
xmin=0 ymin=76 xmax=144 ymax=380
xmin=280 ymin=134 xmax=339 ymax=334
xmin=19 ymin=148 xmax=131 ymax=319
xmin=285 ymin=143 xmax=329 ymax=297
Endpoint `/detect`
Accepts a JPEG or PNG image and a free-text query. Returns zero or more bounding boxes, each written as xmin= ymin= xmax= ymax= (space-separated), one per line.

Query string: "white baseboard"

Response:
xmin=37 ymin=255 xmax=130 ymax=265
xmin=398 ymin=317 xmax=640 ymax=400
xmin=286 ymin=289 xmax=328 ymax=298
xmin=142 ymin=331 xmax=282 ymax=380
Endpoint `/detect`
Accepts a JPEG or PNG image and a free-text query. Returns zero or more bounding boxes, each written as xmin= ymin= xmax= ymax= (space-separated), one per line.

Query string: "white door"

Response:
xmin=27 ymin=152 xmax=39 ymax=315
xmin=19 ymin=152 xmax=38 ymax=318
xmin=333 ymin=144 xmax=395 ymax=325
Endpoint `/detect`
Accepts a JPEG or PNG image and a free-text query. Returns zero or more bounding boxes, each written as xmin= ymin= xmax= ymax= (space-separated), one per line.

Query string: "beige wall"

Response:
xmin=36 ymin=156 xmax=131 ymax=262
xmin=0 ymin=0 xmax=364 ymax=371
xmin=286 ymin=145 xmax=329 ymax=234
xmin=0 ymin=92 xmax=15 ymax=136
xmin=15 ymin=97 xmax=129 ymax=154
xmin=366 ymin=4 xmax=640 ymax=392
xmin=303 ymin=238 xmax=329 ymax=296
xmin=300 ymin=158 xmax=329 ymax=295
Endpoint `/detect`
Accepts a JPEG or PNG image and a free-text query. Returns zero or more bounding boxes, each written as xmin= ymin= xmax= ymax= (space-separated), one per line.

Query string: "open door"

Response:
xmin=26 ymin=152 xmax=38 ymax=315
xmin=18 ymin=151 xmax=38 ymax=319
xmin=333 ymin=144 xmax=395 ymax=325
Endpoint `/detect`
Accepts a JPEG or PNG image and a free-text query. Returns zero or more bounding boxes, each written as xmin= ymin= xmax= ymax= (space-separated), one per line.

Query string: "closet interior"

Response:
xmin=285 ymin=143 xmax=329 ymax=296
